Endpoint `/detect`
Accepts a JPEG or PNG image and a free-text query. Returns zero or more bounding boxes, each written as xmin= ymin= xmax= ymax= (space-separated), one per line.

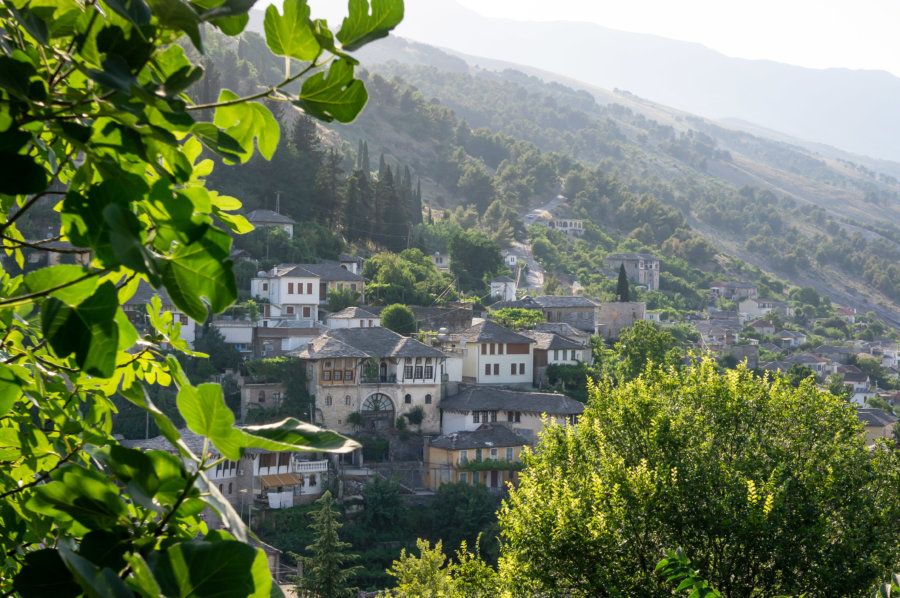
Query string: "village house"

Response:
xmin=748 ymin=319 xmax=776 ymax=336
xmin=251 ymin=264 xmax=321 ymax=323
xmin=693 ymin=320 xmax=740 ymax=353
xmin=812 ymin=344 xmax=856 ymax=364
xmin=856 ymin=408 xmax=897 ymax=447
xmin=597 ymin=301 xmax=647 ymax=339
xmin=122 ymin=428 xmax=330 ymax=511
xmin=519 ymin=330 xmax=590 ymax=387
xmin=425 ymin=424 xmax=528 ymax=491
xmin=338 ymin=253 xmax=364 ymax=275
xmin=430 ymin=252 xmax=450 ymax=271
xmin=547 ymin=218 xmax=585 ymax=236
xmin=300 ymin=261 xmax=366 ymax=307
xmin=241 ymin=380 xmax=287 ymax=421
xmin=326 ymin=306 xmax=381 ymax=329
xmin=778 ymin=330 xmax=808 ymax=348
xmin=603 ymin=253 xmax=661 ymax=290
xmin=533 ymin=321 xmax=592 ymax=346
xmin=712 ymin=281 xmax=758 ymax=301
xmin=444 ymin=320 xmax=535 ymax=387
xmin=738 ymin=297 xmax=792 ymax=319
xmin=490 ymin=275 xmax=517 ymax=302
xmin=533 ymin=295 xmax=600 ymax=334
xmin=782 ymin=352 xmax=829 ymax=376
xmin=835 ymin=307 xmax=857 ymax=324
xmin=439 ymin=386 xmax=584 ymax=445
xmin=295 ymin=327 xmax=445 ymax=436
xmin=245 ymin=209 xmax=296 ymax=238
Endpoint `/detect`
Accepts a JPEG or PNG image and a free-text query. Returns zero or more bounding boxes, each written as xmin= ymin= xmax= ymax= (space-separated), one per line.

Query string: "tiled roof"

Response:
xmin=457 ymin=320 xmax=535 ymax=344
xmin=533 ymin=295 xmax=599 ymax=308
xmin=604 ymin=253 xmax=657 ymax=261
xmin=857 ymin=408 xmax=898 ymax=427
xmin=299 ymin=261 xmax=365 ymax=282
xmin=487 ymin=297 xmax=542 ymax=311
xmin=245 ymin=209 xmax=296 ymax=225
xmin=124 ymin=280 xmax=173 ymax=307
xmin=491 ymin=275 xmax=515 ymax=283
xmin=519 ymin=331 xmax=586 ymax=351
xmin=295 ymin=327 xmax=443 ymax=360
xmin=429 ymin=424 xmax=529 ymax=450
xmin=328 ymin=307 xmax=379 ymax=319
xmin=533 ymin=322 xmax=590 ymax=339
xmin=440 ymin=386 xmax=584 ymax=415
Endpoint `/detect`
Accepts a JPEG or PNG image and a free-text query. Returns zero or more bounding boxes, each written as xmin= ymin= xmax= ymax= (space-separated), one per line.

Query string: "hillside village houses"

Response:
xmin=603 ymin=253 xmax=661 ymax=290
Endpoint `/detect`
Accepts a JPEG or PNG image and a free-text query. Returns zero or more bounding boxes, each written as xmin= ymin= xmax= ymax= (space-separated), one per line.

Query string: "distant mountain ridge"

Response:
xmin=389 ymin=1 xmax=900 ymax=164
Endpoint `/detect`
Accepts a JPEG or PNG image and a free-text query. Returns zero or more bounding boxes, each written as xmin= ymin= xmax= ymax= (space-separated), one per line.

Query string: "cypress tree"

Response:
xmin=293 ymin=491 xmax=359 ymax=598
xmin=616 ymin=264 xmax=630 ymax=302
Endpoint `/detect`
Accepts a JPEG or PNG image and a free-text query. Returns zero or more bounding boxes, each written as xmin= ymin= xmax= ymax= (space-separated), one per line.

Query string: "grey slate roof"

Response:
xmin=533 ymin=322 xmax=590 ymax=340
xmin=121 ymin=427 xmax=206 ymax=454
xmin=300 ymin=261 xmax=366 ymax=282
xmin=124 ymin=280 xmax=173 ymax=307
xmin=440 ymin=386 xmax=584 ymax=415
xmin=329 ymin=306 xmax=379 ymax=319
xmin=246 ymin=209 xmax=296 ymax=225
xmin=491 ymin=275 xmax=515 ymax=283
xmin=429 ymin=424 xmax=529 ymax=450
xmin=295 ymin=327 xmax=443 ymax=360
xmin=604 ymin=253 xmax=657 ymax=261
xmin=457 ymin=320 xmax=535 ymax=344
xmin=533 ymin=295 xmax=599 ymax=308
xmin=857 ymin=408 xmax=898 ymax=427
xmin=519 ymin=331 xmax=586 ymax=351
xmin=487 ymin=297 xmax=542 ymax=311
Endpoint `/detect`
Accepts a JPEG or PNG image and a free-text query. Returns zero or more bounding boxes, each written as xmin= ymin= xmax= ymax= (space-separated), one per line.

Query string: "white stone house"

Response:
xmin=444 ymin=320 xmax=535 ymax=388
xmin=246 ymin=209 xmax=296 ymax=238
xmin=295 ymin=327 xmax=445 ymax=436
xmin=326 ymin=306 xmax=381 ymax=329
xmin=490 ymin=275 xmax=517 ymax=302
xmin=250 ymin=264 xmax=320 ymax=324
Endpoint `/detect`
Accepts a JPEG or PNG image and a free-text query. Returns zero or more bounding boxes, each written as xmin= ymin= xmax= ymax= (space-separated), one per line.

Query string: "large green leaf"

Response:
xmin=213 ymin=90 xmax=280 ymax=161
xmin=190 ymin=123 xmax=244 ymax=162
xmin=263 ymin=0 xmax=319 ymax=61
xmin=102 ymin=0 xmax=152 ymax=26
xmin=147 ymin=539 xmax=272 ymax=598
xmin=176 ymin=383 xmax=243 ymax=460
xmin=160 ymin=226 xmax=237 ymax=321
xmin=0 ymin=364 xmax=24 ymax=416
xmin=194 ymin=473 xmax=249 ymax=543
xmin=25 ymin=265 xmax=99 ymax=305
xmin=241 ymin=418 xmax=360 ymax=453
xmin=336 ymin=0 xmax=403 ymax=51
xmin=41 ymin=282 xmax=119 ymax=377
xmin=28 ymin=466 xmax=128 ymax=529
xmin=58 ymin=545 xmax=133 ymax=598
xmin=292 ymin=58 xmax=367 ymax=123
xmin=146 ymin=0 xmax=203 ymax=50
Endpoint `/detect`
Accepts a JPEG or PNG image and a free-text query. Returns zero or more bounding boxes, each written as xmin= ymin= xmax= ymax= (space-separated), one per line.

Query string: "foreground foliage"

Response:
xmin=498 ymin=360 xmax=900 ymax=597
xmin=0 ymin=0 xmax=401 ymax=594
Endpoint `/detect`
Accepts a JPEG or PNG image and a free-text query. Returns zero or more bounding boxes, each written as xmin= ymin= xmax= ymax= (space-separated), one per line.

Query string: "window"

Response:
xmin=351 ymin=284 xmax=357 ymax=291
xmin=507 ymin=343 xmax=529 ymax=354
xmin=472 ymin=472 xmax=480 ymax=483
xmin=219 ymin=484 xmax=223 ymax=493
xmin=307 ymin=283 xmax=313 ymax=294
xmin=557 ymin=311 xmax=562 ymax=321
xmin=228 ymin=482 xmax=233 ymax=494
xmin=424 ymin=365 xmax=433 ymax=379
xmin=553 ymin=349 xmax=559 ymax=361
xmin=367 ymin=320 xmax=372 ymax=327
xmin=323 ymin=370 xmax=331 ymax=381
xmin=404 ymin=365 xmax=413 ymax=379
xmin=458 ymin=450 xmax=468 ymax=464
xmin=333 ymin=370 xmax=342 ymax=381
xmin=404 ymin=394 xmax=412 ymax=404
xmin=493 ymin=364 xmax=499 ymax=376
xmin=498 ymin=344 xmax=504 ymax=355
xmin=489 ymin=343 xmax=495 ymax=355
xmin=474 ymin=448 xmax=482 ymax=462
xmin=473 ymin=411 xmax=480 ymax=423
xmin=262 ymin=283 xmax=268 ymax=291
xmin=288 ymin=282 xmax=294 ymax=294
xmin=507 ymin=411 xmax=514 ymax=422
xmin=510 ymin=363 xmax=516 ymax=375
xmin=286 ymin=306 xmax=294 ymax=314
xmin=490 ymin=411 xmax=497 ymax=423
xmin=519 ymin=363 xmax=525 ymax=375
xmin=325 ymin=395 xmax=332 ymax=406
xmin=258 ymin=391 xmax=265 ymax=402
xmin=506 ymin=447 xmax=514 ymax=461
xmin=278 ymin=453 xmax=290 ymax=466
xmin=458 ymin=472 xmax=468 ymax=483
xmin=344 ymin=370 xmax=353 ymax=381
xmin=179 ymin=315 xmax=188 ymax=325
xmin=490 ymin=448 xmax=498 ymax=460
xmin=425 ymin=394 xmax=432 ymax=404
xmin=260 ymin=453 xmax=276 ymax=467
xmin=298 ymin=282 xmax=304 ymax=294
xmin=484 ymin=364 xmax=491 ymax=376
xmin=414 ymin=365 xmax=423 ymax=378
xmin=303 ymin=306 xmax=311 ymax=317
xmin=345 ymin=395 xmax=351 ymax=405
xmin=272 ymin=392 xmax=281 ymax=401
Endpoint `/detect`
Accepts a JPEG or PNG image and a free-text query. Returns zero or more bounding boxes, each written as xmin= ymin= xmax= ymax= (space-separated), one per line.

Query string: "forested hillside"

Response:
xmin=193 ymin=26 xmax=900 ymax=325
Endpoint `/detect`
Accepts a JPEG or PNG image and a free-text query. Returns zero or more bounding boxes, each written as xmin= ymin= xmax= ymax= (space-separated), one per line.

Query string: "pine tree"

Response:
xmin=360 ymin=141 xmax=370 ymax=175
xmin=294 ymin=491 xmax=359 ymax=598
xmin=616 ymin=264 xmax=630 ymax=302
xmin=343 ymin=170 xmax=372 ymax=241
xmin=289 ymin=113 xmax=325 ymax=219
xmin=316 ymin=149 xmax=344 ymax=227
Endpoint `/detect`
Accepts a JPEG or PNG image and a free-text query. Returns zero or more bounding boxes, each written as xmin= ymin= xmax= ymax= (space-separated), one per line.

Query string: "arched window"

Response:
xmin=228 ymin=482 xmax=232 ymax=494
xmin=258 ymin=391 xmax=265 ymax=402
xmin=425 ymin=394 xmax=432 ymax=404
xmin=325 ymin=395 xmax=332 ymax=406
xmin=404 ymin=394 xmax=412 ymax=404
xmin=218 ymin=484 xmax=223 ymax=493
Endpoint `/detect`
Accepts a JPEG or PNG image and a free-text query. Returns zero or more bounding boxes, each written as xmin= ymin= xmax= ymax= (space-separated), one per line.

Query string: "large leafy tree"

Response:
xmin=0 ymin=0 xmax=402 ymax=595
xmin=498 ymin=361 xmax=900 ymax=597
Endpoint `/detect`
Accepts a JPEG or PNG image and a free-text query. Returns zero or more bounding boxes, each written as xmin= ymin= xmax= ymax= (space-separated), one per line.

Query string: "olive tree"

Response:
xmin=498 ymin=360 xmax=900 ymax=597
xmin=0 ymin=0 xmax=402 ymax=595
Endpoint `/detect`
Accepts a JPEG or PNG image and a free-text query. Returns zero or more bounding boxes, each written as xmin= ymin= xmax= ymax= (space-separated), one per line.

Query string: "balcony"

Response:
xmin=360 ymin=373 xmax=397 ymax=385
xmin=294 ymin=460 xmax=329 ymax=474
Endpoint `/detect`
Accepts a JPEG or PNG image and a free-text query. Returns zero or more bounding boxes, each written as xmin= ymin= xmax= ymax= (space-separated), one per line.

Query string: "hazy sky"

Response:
xmin=308 ymin=0 xmax=900 ymax=78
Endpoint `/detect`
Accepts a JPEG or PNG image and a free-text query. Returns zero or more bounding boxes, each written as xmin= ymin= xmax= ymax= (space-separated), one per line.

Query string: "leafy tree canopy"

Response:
xmin=381 ymin=303 xmax=417 ymax=335
xmin=489 ymin=307 xmax=544 ymax=330
xmin=498 ymin=361 xmax=900 ymax=597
